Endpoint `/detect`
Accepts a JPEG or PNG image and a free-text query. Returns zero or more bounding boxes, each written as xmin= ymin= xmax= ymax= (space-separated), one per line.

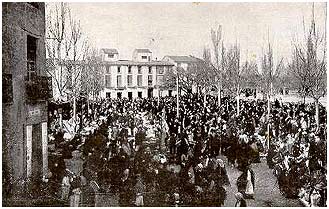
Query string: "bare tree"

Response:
xmin=241 ymin=60 xmax=260 ymax=96
xmin=46 ymin=2 xmax=91 ymax=131
xmin=260 ymin=42 xmax=284 ymax=150
xmin=162 ymin=61 xmax=198 ymax=95
xmin=64 ymin=12 xmax=89 ymax=121
xmin=211 ymin=24 xmax=223 ymax=106
xmin=289 ymin=6 xmax=326 ymax=128
xmin=45 ymin=3 xmax=70 ymax=101
xmin=221 ymin=43 xmax=245 ymax=115
xmin=198 ymin=48 xmax=217 ymax=107
xmin=80 ymin=48 xmax=104 ymax=118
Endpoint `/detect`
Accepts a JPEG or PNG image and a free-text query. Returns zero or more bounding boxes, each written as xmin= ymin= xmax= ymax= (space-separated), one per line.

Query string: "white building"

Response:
xmin=132 ymin=48 xmax=152 ymax=62
xmin=100 ymin=49 xmax=174 ymax=99
xmin=101 ymin=48 xmax=119 ymax=62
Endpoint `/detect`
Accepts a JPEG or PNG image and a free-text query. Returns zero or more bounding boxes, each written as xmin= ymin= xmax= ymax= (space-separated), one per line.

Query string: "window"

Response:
xmin=108 ymin=54 xmax=114 ymax=58
xmin=128 ymin=66 xmax=132 ymax=74
xmin=117 ymin=75 xmax=122 ymax=87
xmin=138 ymin=66 xmax=142 ymax=74
xmin=138 ymin=92 xmax=142 ymax=98
xmin=106 ymin=65 xmax=110 ymax=74
xmin=28 ymin=2 xmax=39 ymax=9
xmin=157 ymin=75 xmax=164 ymax=85
xmin=137 ymin=75 xmax=142 ymax=87
xmin=148 ymin=66 xmax=152 ymax=74
xmin=105 ymin=75 xmax=111 ymax=88
xmin=148 ymin=75 xmax=153 ymax=86
xmin=27 ymin=35 xmax=37 ymax=81
xmin=127 ymin=75 xmax=133 ymax=87
xmin=157 ymin=66 xmax=164 ymax=74
xmin=117 ymin=66 xmax=121 ymax=74
xmin=142 ymin=56 xmax=147 ymax=60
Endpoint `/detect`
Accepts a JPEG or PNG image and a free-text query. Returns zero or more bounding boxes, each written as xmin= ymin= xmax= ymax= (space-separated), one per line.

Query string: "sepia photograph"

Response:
xmin=2 ymin=1 xmax=327 ymax=207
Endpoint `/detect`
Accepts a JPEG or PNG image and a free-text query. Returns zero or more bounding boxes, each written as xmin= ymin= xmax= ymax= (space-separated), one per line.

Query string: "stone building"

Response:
xmin=100 ymin=48 xmax=174 ymax=99
xmin=2 ymin=2 xmax=52 ymax=199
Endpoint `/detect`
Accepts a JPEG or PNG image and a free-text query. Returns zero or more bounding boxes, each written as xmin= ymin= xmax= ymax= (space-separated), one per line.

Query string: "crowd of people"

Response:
xmin=44 ymin=92 xmax=326 ymax=207
xmin=265 ymin=102 xmax=327 ymax=206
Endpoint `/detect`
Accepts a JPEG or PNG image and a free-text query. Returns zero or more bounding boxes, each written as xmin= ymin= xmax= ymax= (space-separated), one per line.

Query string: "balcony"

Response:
xmin=26 ymin=75 xmax=53 ymax=102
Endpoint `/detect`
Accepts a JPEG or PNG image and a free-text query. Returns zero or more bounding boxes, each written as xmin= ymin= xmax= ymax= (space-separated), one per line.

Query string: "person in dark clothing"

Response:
xmin=169 ymin=133 xmax=177 ymax=156
xmin=135 ymin=126 xmax=145 ymax=150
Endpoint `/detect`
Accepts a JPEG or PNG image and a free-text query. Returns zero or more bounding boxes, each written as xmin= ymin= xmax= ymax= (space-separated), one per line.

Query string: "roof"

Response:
xmin=102 ymin=60 xmax=174 ymax=66
xmin=134 ymin=49 xmax=152 ymax=53
xmin=101 ymin=48 xmax=118 ymax=54
xmin=164 ymin=55 xmax=199 ymax=63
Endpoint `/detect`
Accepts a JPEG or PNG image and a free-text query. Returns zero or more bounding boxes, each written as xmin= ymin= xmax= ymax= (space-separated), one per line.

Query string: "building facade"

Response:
xmin=2 ymin=2 xmax=51 ymax=198
xmin=100 ymin=49 xmax=174 ymax=99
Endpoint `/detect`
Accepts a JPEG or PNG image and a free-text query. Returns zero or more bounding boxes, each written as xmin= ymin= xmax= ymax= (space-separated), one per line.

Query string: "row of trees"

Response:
xmin=163 ymin=5 xmax=326 ymax=130
xmin=45 ymin=3 xmax=104 ymax=123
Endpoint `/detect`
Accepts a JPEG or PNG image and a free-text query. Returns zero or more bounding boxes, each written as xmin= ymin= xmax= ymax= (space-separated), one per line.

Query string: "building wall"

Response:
xmin=102 ymin=53 xmax=118 ymax=62
xmin=2 ymin=2 xmax=48 ymax=197
xmin=133 ymin=52 xmax=152 ymax=62
xmin=100 ymin=64 xmax=172 ymax=99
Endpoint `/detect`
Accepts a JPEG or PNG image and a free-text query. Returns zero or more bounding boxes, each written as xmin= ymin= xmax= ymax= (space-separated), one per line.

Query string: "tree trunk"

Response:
xmin=176 ymin=76 xmax=179 ymax=118
xmin=157 ymin=88 xmax=160 ymax=106
xmin=87 ymin=97 xmax=90 ymax=118
xmin=80 ymin=102 xmax=83 ymax=131
xmin=73 ymin=96 xmax=77 ymax=121
xmin=267 ymin=93 xmax=271 ymax=151
xmin=59 ymin=111 xmax=63 ymax=130
xmin=315 ymin=98 xmax=320 ymax=130
xmin=236 ymin=86 xmax=240 ymax=116
xmin=203 ymin=92 xmax=207 ymax=109
xmin=218 ymin=84 xmax=221 ymax=107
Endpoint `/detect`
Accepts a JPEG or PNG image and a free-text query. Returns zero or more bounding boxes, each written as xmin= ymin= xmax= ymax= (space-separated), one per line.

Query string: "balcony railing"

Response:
xmin=26 ymin=75 xmax=53 ymax=102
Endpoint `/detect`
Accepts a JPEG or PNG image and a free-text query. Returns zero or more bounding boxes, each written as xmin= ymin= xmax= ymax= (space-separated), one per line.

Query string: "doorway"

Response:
xmin=106 ymin=92 xmax=111 ymax=99
xmin=148 ymin=88 xmax=153 ymax=98
xmin=168 ymin=90 xmax=172 ymax=97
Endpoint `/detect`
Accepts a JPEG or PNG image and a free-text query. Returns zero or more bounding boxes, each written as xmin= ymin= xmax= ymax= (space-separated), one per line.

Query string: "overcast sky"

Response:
xmin=65 ymin=2 xmax=326 ymax=64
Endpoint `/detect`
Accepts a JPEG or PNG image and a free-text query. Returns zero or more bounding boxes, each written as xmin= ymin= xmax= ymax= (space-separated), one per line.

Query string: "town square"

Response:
xmin=2 ymin=2 xmax=327 ymax=207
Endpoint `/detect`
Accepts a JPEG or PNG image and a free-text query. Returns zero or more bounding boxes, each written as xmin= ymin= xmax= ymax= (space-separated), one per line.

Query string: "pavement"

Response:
xmin=222 ymin=156 xmax=303 ymax=207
